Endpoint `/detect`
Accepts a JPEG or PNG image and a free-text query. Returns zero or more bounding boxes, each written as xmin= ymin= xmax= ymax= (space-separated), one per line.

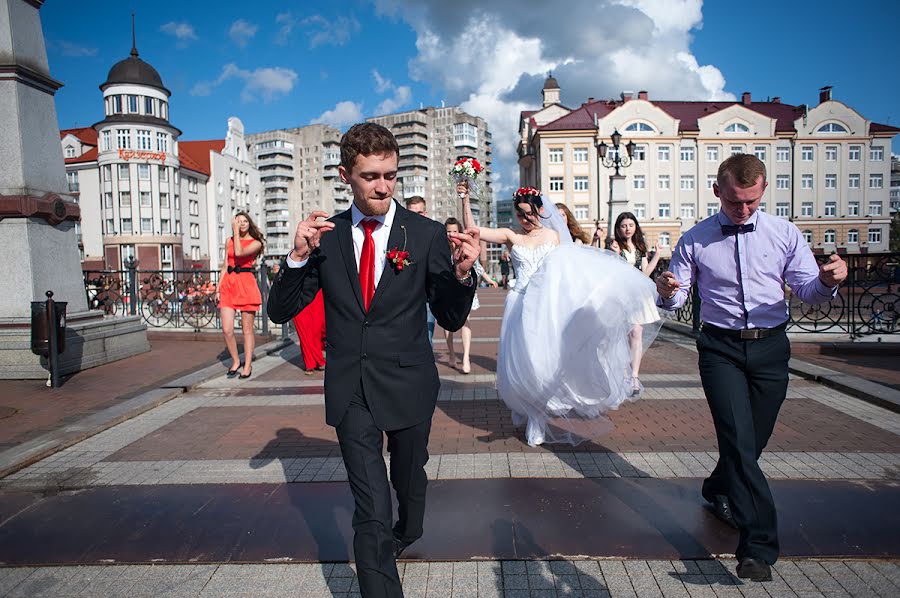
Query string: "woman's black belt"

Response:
xmin=227 ymin=266 xmax=256 ymax=274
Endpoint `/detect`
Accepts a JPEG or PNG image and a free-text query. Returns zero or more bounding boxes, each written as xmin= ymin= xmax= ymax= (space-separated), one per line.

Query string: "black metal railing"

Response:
xmin=658 ymin=252 xmax=899 ymax=338
xmin=83 ymin=263 xmax=272 ymax=332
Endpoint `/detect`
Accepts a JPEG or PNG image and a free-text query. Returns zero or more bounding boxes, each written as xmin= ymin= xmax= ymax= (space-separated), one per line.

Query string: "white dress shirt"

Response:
xmin=286 ymin=201 xmax=396 ymax=288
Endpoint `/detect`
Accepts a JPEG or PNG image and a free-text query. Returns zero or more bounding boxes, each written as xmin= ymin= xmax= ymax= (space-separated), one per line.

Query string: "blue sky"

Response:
xmin=43 ymin=1 xmax=899 ymax=193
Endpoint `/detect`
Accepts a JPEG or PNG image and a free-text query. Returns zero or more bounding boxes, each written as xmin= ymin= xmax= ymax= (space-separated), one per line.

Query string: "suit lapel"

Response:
xmin=369 ymin=201 xmax=407 ymax=314
xmin=336 ymin=211 xmax=366 ymax=314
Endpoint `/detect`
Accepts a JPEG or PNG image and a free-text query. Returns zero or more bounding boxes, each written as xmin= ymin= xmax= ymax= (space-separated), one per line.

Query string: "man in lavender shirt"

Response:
xmin=657 ymin=154 xmax=847 ymax=582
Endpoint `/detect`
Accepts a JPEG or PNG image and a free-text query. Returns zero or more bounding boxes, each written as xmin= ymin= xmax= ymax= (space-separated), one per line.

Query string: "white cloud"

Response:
xmin=56 ymin=40 xmax=98 ymax=57
xmin=374 ymin=0 xmax=733 ymax=195
xmin=301 ymin=15 xmax=361 ymax=48
xmin=191 ymin=63 xmax=298 ymax=103
xmin=311 ymin=101 xmax=364 ymax=128
xmin=160 ymin=22 xmax=198 ymax=47
xmin=371 ymin=70 xmax=413 ymax=116
xmin=229 ymin=19 xmax=258 ymax=48
xmin=275 ymin=12 xmax=297 ymax=46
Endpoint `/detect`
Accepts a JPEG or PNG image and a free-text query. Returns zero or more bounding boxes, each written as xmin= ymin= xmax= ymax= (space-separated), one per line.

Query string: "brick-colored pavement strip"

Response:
xmin=792 ymin=343 xmax=900 ymax=390
xmin=1 ymin=559 xmax=898 ymax=597
xmin=0 ymin=333 xmax=236 ymax=452
xmin=105 ymin=393 xmax=900 ymax=462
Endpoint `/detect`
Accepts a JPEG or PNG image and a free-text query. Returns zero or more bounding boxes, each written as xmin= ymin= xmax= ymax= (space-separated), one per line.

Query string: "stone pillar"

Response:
xmin=608 ymin=174 xmax=628 ymax=231
xmin=0 ymin=0 xmax=148 ymax=379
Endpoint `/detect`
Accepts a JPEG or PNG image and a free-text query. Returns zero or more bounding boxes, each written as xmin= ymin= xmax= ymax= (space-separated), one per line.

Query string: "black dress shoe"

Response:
xmin=392 ymin=538 xmax=412 ymax=559
xmin=707 ymin=494 xmax=738 ymax=529
xmin=226 ymin=364 xmax=241 ymax=377
xmin=238 ymin=367 xmax=252 ymax=379
xmin=736 ymin=557 xmax=772 ymax=582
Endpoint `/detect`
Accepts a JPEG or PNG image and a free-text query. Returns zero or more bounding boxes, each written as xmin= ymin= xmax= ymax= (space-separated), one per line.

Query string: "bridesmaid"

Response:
xmin=217 ymin=211 xmax=264 ymax=379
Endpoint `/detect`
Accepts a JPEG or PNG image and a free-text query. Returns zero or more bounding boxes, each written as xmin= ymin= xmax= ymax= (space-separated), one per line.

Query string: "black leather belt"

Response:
xmin=227 ymin=266 xmax=256 ymax=274
xmin=702 ymin=321 xmax=787 ymax=340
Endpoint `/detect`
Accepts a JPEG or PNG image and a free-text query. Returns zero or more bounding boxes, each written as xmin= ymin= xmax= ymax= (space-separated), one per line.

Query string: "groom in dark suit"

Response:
xmin=267 ymin=123 xmax=479 ymax=597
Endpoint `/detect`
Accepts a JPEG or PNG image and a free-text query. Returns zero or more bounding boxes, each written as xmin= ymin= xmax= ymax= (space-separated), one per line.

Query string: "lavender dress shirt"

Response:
xmin=657 ymin=210 xmax=836 ymax=329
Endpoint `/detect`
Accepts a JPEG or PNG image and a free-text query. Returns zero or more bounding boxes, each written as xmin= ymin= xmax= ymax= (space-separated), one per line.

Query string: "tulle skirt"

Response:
xmin=496 ymin=244 xmax=662 ymax=446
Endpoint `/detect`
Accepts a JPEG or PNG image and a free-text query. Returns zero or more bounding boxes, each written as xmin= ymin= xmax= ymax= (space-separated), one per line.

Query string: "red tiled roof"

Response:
xmin=60 ymin=127 xmax=98 ymax=146
xmin=178 ymin=139 xmax=225 ymax=176
xmin=65 ymin=147 xmax=98 ymax=164
xmin=870 ymin=122 xmax=900 ymax=134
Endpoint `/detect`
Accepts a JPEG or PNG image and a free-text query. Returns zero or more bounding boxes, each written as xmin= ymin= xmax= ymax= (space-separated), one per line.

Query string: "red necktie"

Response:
xmin=359 ymin=219 xmax=379 ymax=311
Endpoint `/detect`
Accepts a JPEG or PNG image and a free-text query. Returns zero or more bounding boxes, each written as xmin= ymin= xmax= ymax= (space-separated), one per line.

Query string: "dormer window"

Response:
xmin=724 ymin=122 xmax=750 ymax=133
xmin=64 ymin=146 xmax=75 ymax=158
xmin=816 ymin=122 xmax=848 ymax=133
xmin=624 ymin=122 xmax=655 ymax=133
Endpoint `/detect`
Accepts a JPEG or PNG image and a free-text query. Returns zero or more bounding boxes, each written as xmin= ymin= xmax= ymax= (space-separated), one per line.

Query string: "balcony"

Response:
xmin=257 ymin=154 xmax=293 ymax=169
xmin=266 ymin=202 xmax=289 ymax=212
xmin=322 ymin=154 xmax=340 ymax=167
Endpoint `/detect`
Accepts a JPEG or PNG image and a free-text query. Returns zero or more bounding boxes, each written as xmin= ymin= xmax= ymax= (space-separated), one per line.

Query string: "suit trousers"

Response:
xmin=336 ymin=383 xmax=432 ymax=598
xmin=696 ymin=327 xmax=790 ymax=565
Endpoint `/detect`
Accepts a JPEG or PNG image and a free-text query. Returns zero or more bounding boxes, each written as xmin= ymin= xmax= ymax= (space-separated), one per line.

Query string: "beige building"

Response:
xmin=367 ymin=106 xmax=494 ymax=226
xmin=247 ymin=125 xmax=351 ymax=263
xmin=520 ymin=78 xmax=898 ymax=254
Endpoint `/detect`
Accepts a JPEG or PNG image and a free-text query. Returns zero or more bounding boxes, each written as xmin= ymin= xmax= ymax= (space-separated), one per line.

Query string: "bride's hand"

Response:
xmin=456 ymin=181 xmax=469 ymax=200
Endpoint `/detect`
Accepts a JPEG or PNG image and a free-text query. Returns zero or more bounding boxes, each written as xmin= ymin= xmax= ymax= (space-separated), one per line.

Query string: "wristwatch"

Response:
xmin=456 ymin=269 xmax=474 ymax=286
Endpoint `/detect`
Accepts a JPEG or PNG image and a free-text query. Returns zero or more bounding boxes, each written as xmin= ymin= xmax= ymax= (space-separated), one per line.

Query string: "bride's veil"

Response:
xmin=540 ymin=198 xmax=573 ymax=245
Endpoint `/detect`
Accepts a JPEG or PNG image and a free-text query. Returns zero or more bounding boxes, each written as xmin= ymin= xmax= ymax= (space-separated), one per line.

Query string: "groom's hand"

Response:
xmin=291 ymin=211 xmax=335 ymax=261
xmin=656 ymin=271 xmax=680 ymax=300
xmin=449 ymin=227 xmax=480 ymax=280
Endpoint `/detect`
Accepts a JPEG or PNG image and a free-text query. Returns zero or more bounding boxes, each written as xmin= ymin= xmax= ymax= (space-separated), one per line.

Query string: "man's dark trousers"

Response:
xmin=696 ymin=326 xmax=790 ymax=565
xmin=336 ymin=384 xmax=431 ymax=597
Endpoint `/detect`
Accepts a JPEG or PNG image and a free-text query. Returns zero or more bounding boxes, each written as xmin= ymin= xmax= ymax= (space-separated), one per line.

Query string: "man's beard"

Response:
xmin=355 ymin=196 xmax=392 ymax=216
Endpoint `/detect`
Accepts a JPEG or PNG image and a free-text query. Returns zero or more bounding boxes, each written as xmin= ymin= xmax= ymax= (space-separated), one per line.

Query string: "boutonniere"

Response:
xmin=386 ymin=225 xmax=413 ymax=272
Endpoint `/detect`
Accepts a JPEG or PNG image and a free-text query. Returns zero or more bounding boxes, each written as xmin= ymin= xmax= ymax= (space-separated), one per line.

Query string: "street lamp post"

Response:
xmin=596 ymin=129 xmax=636 ymax=242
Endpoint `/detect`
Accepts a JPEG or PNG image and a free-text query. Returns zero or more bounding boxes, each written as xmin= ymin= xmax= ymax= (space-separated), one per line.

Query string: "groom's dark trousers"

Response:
xmin=696 ymin=322 xmax=790 ymax=566
xmin=267 ymin=203 xmax=474 ymax=597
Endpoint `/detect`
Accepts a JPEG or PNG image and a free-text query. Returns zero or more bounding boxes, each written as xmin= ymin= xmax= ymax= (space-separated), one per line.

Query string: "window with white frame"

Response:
xmin=658 ymin=175 xmax=670 ymax=190
xmin=140 ymin=191 xmax=151 ymax=207
xmin=869 ymin=174 xmax=884 ymax=189
xmin=801 ymin=174 xmax=814 ymax=189
xmin=870 ymin=146 xmax=884 ymax=161
xmin=706 ymin=175 xmax=716 ymax=190
xmin=105 ymin=218 xmax=115 ymax=234
xmin=707 ymin=203 xmax=718 ymax=217
xmin=160 ymin=192 xmax=169 ymax=208
xmin=724 ymin=122 xmax=750 ymax=133
xmin=573 ymin=176 xmax=589 ymax=191
xmin=625 ymin=122 xmax=655 ymax=132
xmin=801 ymin=146 xmax=814 ymax=161
xmin=658 ymin=203 xmax=671 ymax=218
xmin=824 ymin=229 xmax=836 ymax=244
xmin=136 ymin=129 xmax=151 ymax=150
xmin=119 ymin=191 xmax=131 ymax=206
xmin=776 ymin=146 xmax=790 ymax=162
xmin=825 ymin=201 xmax=836 ymax=216
xmin=633 ymin=175 xmax=646 ymax=190
xmin=658 ymin=232 xmax=671 ymax=247
xmin=776 ymin=175 xmax=790 ymax=189
xmin=140 ymin=217 xmax=152 ymax=233
xmin=758 ymin=203 xmax=767 ymax=213
xmin=633 ymin=145 xmax=646 ymax=161
xmin=127 ymin=95 xmax=138 ymax=113
xmin=191 ymin=246 xmax=201 ymax=260
xmin=848 ymin=201 xmax=859 ymax=216
xmin=160 ymin=219 xmax=170 ymax=234
xmin=680 ymin=204 xmax=695 ymax=219
xmin=706 ymin=146 xmax=719 ymax=162
xmin=849 ymin=145 xmax=861 ymax=161
xmin=868 ymin=201 xmax=883 ymax=216
xmin=189 ymin=200 xmax=199 ymax=216
xmin=754 ymin=146 xmax=767 ymax=161
xmin=99 ymin=130 xmax=111 ymax=151
xmin=190 ymin=223 xmax=200 ymax=239
xmin=102 ymin=164 xmax=112 ymax=181
xmin=160 ymin=244 xmax=173 ymax=266
xmin=868 ymin=228 xmax=882 ymax=244
xmin=657 ymin=146 xmax=670 ymax=161
xmin=548 ymin=148 xmax=563 ymax=163
xmin=801 ymin=202 xmax=813 ymax=216
xmin=64 ymin=146 xmax=75 ymax=158
xmin=120 ymin=244 xmax=135 ymax=267
xmin=849 ymin=174 xmax=861 ymax=189
xmin=103 ymin=192 xmax=113 ymax=209
xmin=825 ymin=145 xmax=837 ymax=161
xmin=138 ymin=164 xmax=150 ymax=180
xmin=634 ymin=203 xmax=646 ymax=218
xmin=824 ymin=174 xmax=837 ymax=189
xmin=847 ymin=229 xmax=859 ymax=244
xmin=680 ymin=146 xmax=695 ymax=161
xmin=121 ymin=218 xmax=133 ymax=234
xmin=573 ymin=147 xmax=588 ymax=163
xmin=802 ymin=230 xmax=813 ymax=244
xmin=145 ymin=96 xmax=155 ymax=116
xmin=817 ymin=122 xmax=848 ymax=133
xmin=116 ymin=128 xmax=130 ymax=149
xmin=680 ymin=175 xmax=695 ymax=190
xmin=730 ymin=145 xmax=745 ymax=156
xmin=188 ymin=177 xmax=198 ymax=193
xmin=453 ymin=122 xmax=478 ymax=147
xmin=156 ymin=132 xmax=168 ymax=153
xmin=776 ymin=203 xmax=789 ymax=217
xmin=574 ymin=205 xmax=589 ymax=220
xmin=549 ymin=177 xmax=564 ymax=191
xmin=159 ymin=167 xmax=168 ymax=182
xmin=111 ymin=95 xmax=122 ymax=113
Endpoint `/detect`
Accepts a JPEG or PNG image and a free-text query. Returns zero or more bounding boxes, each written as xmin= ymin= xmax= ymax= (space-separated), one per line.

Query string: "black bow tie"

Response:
xmin=721 ymin=223 xmax=755 ymax=235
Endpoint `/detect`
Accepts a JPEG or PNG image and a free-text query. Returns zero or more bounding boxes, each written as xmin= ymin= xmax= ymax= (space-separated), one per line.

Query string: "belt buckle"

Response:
xmin=739 ymin=329 xmax=760 ymax=340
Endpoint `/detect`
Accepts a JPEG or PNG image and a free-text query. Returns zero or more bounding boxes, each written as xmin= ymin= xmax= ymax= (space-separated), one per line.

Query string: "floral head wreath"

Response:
xmin=514 ymin=187 xmax=541 ymax=199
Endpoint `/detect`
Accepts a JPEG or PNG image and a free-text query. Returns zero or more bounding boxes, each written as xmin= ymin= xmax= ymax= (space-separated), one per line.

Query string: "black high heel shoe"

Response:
xmin=226 ymin=363 xmax=242 ymax=377
xmin=239 ymin=367 xmax=252 ymax=379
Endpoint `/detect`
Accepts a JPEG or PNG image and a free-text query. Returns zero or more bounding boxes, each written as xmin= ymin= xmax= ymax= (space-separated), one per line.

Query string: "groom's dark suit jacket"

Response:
xmin=267 ymin=202 xmax=475 ymax=431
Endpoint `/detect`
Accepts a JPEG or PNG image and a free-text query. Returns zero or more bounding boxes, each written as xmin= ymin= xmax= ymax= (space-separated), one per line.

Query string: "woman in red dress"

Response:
xmin=217 ymin=212 xmax=264 ymax=379
xmin=292 ymin=290 xmax=326 ymax=374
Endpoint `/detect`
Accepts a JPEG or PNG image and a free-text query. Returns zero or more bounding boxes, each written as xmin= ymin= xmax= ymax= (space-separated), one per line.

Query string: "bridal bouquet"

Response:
xmin=450 ymin=157 xmax=483 ymax=199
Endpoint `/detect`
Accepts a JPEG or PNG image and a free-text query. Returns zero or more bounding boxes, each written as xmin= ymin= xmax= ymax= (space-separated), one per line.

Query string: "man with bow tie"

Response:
xmin=656 ymin=153 xmax=847 ymax=582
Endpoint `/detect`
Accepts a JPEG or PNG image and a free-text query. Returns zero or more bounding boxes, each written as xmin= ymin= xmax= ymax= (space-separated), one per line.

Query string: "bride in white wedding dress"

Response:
xmin=460 ymin=184 xmax=662 ymax=446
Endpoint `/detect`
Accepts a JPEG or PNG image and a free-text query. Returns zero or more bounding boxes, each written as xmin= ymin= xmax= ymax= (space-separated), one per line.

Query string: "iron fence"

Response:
xmin=658 ymin=252 xmax=899 ymax=338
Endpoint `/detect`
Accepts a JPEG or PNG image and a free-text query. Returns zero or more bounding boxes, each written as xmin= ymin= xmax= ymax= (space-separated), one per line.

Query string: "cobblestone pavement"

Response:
xmin=1 ymin=289 xmax=898 ymax=597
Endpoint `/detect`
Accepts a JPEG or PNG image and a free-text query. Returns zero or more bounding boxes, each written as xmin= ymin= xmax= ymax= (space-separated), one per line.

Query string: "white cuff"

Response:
xmin=285 ymin=253 xmax=308 ymax=268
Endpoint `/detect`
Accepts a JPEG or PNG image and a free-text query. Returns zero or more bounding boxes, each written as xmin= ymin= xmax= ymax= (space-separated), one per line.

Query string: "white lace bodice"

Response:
xmin=510 ymin=242 xmax=556 ymax=291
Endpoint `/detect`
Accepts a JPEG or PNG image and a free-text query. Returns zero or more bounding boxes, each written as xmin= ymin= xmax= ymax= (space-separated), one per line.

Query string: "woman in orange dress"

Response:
xmin=292 ymin=290 xmax=326 ymax=374
xmin=217 ymin=212 xmax=264 ymax=379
